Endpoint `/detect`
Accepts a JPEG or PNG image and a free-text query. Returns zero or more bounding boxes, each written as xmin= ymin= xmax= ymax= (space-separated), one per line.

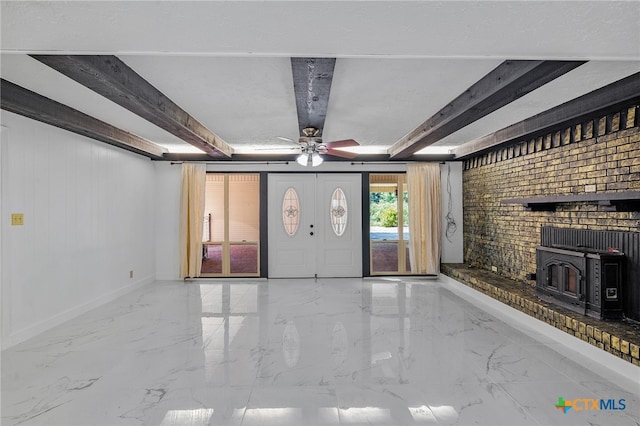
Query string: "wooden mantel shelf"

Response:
xmin=502 ymin=191 xmax=640 ymax=212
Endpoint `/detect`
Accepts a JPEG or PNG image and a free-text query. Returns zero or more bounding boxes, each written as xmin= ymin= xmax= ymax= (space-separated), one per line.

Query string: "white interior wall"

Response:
xmin=0 ymin=125 xmax=5 ymax=356
xmin=0 ymin=111 xmax=156 ymax=349
xmin=154 ymin=162 xmax=181 ymax=281
xmin=441 ymin=162 xmax=464 ymax=263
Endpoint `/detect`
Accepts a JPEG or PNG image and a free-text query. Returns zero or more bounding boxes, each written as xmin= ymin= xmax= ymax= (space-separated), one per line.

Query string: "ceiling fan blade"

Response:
xmin=253 ymin=146 xmax=300 ymax=151
xmin=325 ymin=139 xmax=360 ymax=159
xmin=291 ymin=58 xmax=336 ymax=137
xmin=326 ymin=139 xmax=359 ymax=148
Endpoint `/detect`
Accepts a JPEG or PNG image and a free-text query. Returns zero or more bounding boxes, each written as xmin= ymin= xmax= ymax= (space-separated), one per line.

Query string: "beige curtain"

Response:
xmin=180 ymin=163 xmax=206 ymax=278
xmin=407 ymin=163 xmax=442 ymax=274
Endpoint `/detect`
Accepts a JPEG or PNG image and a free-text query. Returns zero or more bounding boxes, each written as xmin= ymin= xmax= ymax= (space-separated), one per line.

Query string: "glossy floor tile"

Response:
xmin=2 ymin=277 xmax=639 ymax=425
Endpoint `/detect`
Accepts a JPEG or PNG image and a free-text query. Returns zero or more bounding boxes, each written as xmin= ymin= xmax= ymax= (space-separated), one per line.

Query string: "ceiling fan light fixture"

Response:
xmin=296 ymin=150 xmax=324 ymax=167
xmin=311 ymin=152 xmax=323 ymax=167
xmin=296 ymin=152 xmax=309 ymax=166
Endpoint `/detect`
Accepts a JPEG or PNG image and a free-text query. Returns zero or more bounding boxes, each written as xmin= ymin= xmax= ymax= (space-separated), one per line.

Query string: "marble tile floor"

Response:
xmin=2 ymin=276 xmax=639 ymax=426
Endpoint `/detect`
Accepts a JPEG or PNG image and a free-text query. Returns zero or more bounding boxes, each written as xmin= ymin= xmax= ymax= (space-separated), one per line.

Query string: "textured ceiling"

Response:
xmin=1 ymin=1 xmax=639 ymax=158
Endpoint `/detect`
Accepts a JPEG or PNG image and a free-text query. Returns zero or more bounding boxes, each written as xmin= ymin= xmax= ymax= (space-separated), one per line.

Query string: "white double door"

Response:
xmin=268 ymin=173 xmax=362 ymax=278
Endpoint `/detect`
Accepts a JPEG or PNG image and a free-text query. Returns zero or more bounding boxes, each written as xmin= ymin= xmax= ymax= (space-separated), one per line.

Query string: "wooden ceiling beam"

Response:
xmin=1 ymin=79 xmax=167 ymax=159
xmin=291 ymin=58 xmax=336 ymax=137
xmin=31 ymin=55 xmax=233 ymax=158
xmin=452 ymin=72 xmax=640 ymax=159
xmin=387 ymin=60 xmax=586 ymax=159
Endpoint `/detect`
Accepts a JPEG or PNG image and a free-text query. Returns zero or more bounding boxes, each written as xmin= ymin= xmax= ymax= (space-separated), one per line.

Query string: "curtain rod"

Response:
xmin=170 ymin=161 xmax=291 ymax=165
xmin=349 ymin=161 xmax=446 ymax=165
xmin=169 ymin=161 xmax=446 ymax=165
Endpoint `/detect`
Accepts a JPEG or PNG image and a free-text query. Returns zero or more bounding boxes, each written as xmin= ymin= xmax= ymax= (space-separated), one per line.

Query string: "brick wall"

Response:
xmin=463 ymin=104 xmax=640 ymax=283
xmin=442 ymin=264 xmax=640 ymax=366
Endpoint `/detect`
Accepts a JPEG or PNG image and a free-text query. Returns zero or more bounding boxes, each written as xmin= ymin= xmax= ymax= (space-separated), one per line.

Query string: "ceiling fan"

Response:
xmin=286 ymin=127 xmax=359 ymax=166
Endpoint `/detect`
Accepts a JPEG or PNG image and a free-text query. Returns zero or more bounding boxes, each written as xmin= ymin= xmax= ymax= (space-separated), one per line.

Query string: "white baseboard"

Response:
xmin=1 ymin=275 xmax=154 ymax=350
xmin=439 ymin=274 xmax=640 ymax=394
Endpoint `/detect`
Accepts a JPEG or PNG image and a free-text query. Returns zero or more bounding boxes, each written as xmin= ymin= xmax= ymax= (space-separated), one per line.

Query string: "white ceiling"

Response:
xmin=1 ymin=1 xmax=639 ymax=157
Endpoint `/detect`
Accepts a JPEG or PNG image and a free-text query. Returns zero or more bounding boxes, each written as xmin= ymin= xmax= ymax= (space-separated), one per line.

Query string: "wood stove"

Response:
xmin=536 ymin=245 xmax=624 ymax=319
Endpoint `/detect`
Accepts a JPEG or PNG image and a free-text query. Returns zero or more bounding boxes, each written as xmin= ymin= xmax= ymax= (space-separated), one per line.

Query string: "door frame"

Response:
xmin=200 ymin=172 xmax=262 ymax=277
xmin=368 ymin=173 xmax=410 ymax=275
xmin=266 ymin=172 xmax=364 ymax=278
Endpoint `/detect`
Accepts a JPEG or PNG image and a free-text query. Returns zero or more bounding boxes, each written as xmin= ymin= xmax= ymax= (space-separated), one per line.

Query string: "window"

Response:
xmin=282 ymin=187 xmax=300 ymax=237
xmin=330 ymin=187 xmax=348 ymax=236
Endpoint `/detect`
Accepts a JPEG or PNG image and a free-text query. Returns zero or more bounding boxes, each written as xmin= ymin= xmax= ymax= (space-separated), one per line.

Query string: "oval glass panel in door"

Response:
xmin=282 ymin=187 xmax=300 ymax=236
xmin=330 ymin=187 xmax=348 ymax=236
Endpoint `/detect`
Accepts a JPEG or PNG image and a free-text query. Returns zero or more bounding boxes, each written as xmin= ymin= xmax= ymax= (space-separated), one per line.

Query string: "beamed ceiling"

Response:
xmin=1 ymin=1 xmax=639 ymax=163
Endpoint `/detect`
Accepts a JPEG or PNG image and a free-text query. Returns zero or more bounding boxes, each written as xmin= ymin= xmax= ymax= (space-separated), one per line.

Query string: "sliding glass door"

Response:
xmin=201 ymin=174 xmax=260 ymax=277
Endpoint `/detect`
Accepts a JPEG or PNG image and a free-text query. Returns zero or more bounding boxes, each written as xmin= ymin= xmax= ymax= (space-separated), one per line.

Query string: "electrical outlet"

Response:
xmin=129 ymin=270 xmax=134 ymax=279
xmin=491 ymin=266 xmax=498 ymax=272
xmin=11 ymin=213 xmax=24 ymax=226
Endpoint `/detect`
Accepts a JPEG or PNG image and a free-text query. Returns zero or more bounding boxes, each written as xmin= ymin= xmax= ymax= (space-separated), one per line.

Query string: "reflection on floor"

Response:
xmin=2 ymin=277 xmax=639 ymax=425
